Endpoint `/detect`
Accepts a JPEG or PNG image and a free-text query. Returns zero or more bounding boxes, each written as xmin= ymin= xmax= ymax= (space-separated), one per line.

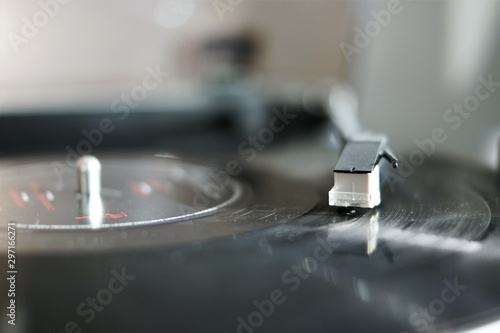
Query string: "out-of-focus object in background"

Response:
xmin=348 ymin=0 xmax=499 ymax=167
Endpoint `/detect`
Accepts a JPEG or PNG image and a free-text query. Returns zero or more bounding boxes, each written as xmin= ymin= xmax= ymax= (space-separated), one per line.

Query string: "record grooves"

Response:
xmin=0 ymin=155 xmax=499 ymax=333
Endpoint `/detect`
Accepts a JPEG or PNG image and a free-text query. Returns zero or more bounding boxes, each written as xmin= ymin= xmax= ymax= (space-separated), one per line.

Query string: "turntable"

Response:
xmin=1 ymin=95 xmax=499 ymax=333
xmin=1 ymin=1 xmax=499 ymax=333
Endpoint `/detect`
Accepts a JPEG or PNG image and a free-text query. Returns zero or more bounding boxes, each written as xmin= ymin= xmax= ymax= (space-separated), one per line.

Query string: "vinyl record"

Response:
xmin=0 ymin=154 xmax=499 ymax=333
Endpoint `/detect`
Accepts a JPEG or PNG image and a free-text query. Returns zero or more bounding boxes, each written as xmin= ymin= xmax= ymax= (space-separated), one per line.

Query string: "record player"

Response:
xmin=0 ymin=1 xmax=499 ymax=333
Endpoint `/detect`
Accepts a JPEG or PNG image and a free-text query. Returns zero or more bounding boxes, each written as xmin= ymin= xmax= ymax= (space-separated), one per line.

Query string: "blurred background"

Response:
xmin=0 ymin=0 xmax=498 ymax=166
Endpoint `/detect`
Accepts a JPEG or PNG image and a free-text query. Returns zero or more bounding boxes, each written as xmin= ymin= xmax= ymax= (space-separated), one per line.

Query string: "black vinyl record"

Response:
xmin=1 ymin=154 xmax=499 ymax=333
